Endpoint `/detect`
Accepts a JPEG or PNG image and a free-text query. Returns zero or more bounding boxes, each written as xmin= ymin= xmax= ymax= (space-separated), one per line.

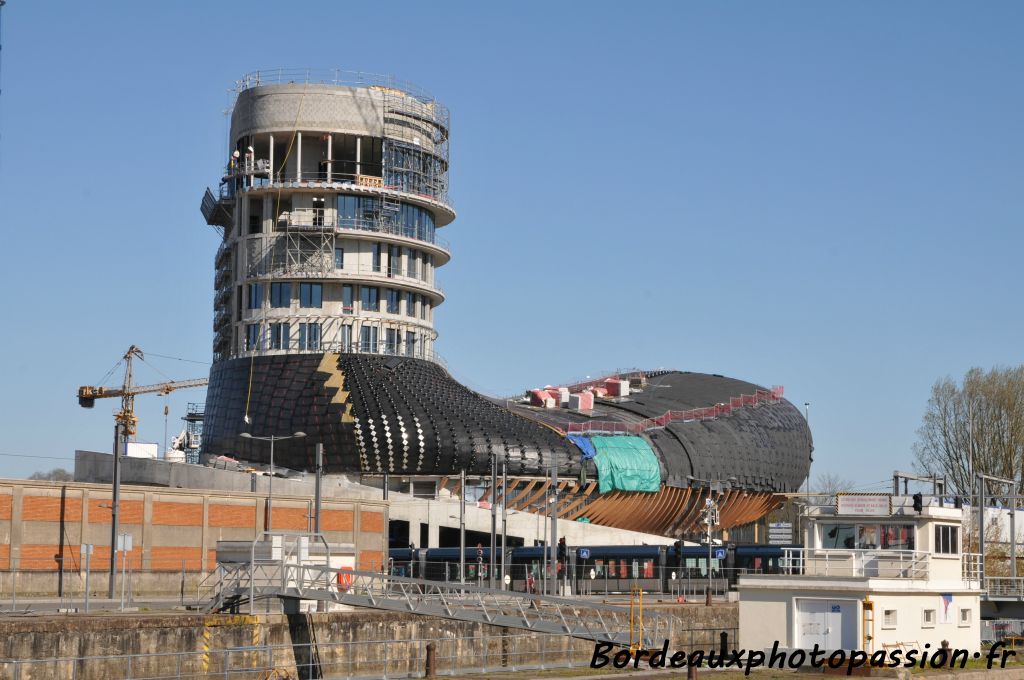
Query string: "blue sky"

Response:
xmin=0 ymin=1 xmax=1020 ymax=486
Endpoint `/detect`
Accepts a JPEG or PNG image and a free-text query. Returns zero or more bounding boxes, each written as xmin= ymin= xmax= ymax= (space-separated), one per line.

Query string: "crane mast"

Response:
xmin=77 ymin=345 xmax=209 ymax=442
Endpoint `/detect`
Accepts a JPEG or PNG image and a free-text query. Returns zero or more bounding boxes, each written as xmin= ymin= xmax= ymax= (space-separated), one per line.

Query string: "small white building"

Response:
xmin=739 ymin=495 xmax=982 ymax=654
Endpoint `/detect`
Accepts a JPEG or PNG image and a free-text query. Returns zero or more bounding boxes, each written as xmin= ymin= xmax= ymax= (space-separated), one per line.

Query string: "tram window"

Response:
xmin=644 ymin=560 xmax=654 ymax=578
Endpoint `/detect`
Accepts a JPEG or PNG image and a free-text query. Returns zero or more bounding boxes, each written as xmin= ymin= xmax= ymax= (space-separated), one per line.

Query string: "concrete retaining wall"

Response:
xmin=0 ymin=604 xmax=738 ymax=679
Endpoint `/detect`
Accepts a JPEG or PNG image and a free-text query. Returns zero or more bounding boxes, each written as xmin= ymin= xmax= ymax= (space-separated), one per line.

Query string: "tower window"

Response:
xmin=270 ymin=282 xmax=291 ymax=308
xmin=270 ymin=322 xmax=290 ymax=350
xmin=334 ymin=247 xmax=344 ymax=270
xmin=406 ymin=292 xmax=415 ymax=317
xmin=298 ymin=322 xmax=321 ymax=351
xmin=342 ymin=285 xmax=354 ymax=313
xmin=299 ymin=283 xmax=323 ymax=308
xmin=386 ymin=289 xmax=399 ymax=314
xmin=245 ymin=324 xmax=261 ymax=351
xmin=361 ymin=286 xmax=379 ymax=312
xmin=372 ymin=243 xmax=382 ymax=273
xmin=247 ymin=284 xmax=263 ymax=310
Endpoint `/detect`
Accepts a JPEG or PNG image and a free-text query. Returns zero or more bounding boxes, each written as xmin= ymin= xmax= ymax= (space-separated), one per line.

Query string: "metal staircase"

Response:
xmin=205 ymin=535 xmax=673 ymax=648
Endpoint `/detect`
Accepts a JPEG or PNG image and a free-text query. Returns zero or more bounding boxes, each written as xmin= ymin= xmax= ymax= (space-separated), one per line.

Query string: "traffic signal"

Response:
xmin=557 ymin=537 xmax=567 ymax=562
xmin=674 ymin=540 xmax=683 ymax=565
xmin=913 ymin=493 xmax=923 ymax=513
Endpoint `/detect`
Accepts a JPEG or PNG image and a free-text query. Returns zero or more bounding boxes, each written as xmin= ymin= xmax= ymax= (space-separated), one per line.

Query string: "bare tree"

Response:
xmin=815 ymin=472 xmax=855 ymax=499
xmin=27 ymin=468 xmax=73 ymax=482
xmin=914 ymin=366 xmax=1024 ymax=496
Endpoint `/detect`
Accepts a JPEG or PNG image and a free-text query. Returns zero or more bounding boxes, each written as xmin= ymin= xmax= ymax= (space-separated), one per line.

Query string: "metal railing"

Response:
xmin=565 ymin=386 xmax=785 ymax=435
xmin=226 ymin=170 xmax=453 ymax=210
xmin=781 ymin=548 xmax=932 ymax=579
xmin=985 ymin=577 xmax=1024 ymax=597
xmin=209 ymin=534 xmax=674 ymax=649
xmin=233 ymin=342 xmax=448 ymax=370
xmin=235 ymin=68 xmax=444 ymax=109
xmin=276 ymin=210 xmax=451 ymax=253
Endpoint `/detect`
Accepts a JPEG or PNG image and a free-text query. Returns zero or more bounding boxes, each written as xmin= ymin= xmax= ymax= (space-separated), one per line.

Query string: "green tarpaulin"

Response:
xmin=590 ymin=436 xmax=661 ymax=494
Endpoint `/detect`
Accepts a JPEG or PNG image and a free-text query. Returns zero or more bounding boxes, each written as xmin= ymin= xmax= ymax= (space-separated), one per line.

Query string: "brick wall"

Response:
xmin=0 ymin=479 xmax=388 ymax=573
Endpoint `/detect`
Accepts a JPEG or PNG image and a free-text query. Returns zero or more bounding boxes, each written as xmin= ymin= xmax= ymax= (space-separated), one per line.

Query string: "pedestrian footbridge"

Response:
xmin=203 ymin=533 xmax=672 ymax=649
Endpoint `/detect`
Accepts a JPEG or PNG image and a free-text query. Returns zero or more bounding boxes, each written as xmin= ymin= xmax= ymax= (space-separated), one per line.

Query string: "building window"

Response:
xmin=959 ymin=608 xmax=971 ymax=627
xmin=236 ymin=285 xmax=243 ymax=321
xmin=298 ymin=322 xmax=320 ymax=351
xmin=405 ymin=248 xmax=416 ymax=279
xmin=247 ymin=283 xmax=263 ymax=310
xmin=420 ymin=300 xmax=429 ymax=321
xmin=361 ymin=286 xmax=379 ymax=312
xmin=389 ymin=245 xmax=401 ymax=278
xmin=270 ymin=322 xmax=290 ymax=350
xmin=882 ymin=609 xmax=897 ymax=629
xmin=342 ymin=284 xmax=354 ymax=313
xmin=334 ymin=247 xmax=344 ymax=270
xmin=423 ymin=253 xmax=432 ymax=281
xmin=312 ymin=196 xmax=325 ymax=226
xmin=360 ymin=325 xmax=378 ymax=353
xmin=405 ymin=331 xmax=416 ymax=357
xmin=270 ymin=282 xmax=291 ymax=308
xmin=248 ymin=198 xmax=262 ymax=234
xmin=922 ymin=609 xmax=936 ymax=628
xmin=385 ymin=328 xmax=398 ymax=354
xmin=935 ymin=525 xmax=959 ymax=554
xmin=372 ymin=243 xmax=382 ymax=273
xmin=340 ymin=324 xmax=353 ymax=352
xmin=386 ymin=288 xmax=399 ymax=314
xmin=406 ymin=292 xmax=415 ymax=317
xmin=299 ymin=283 xmax=323 ymax=308
xmin=245 ymin=324 xmax=261 ymax=351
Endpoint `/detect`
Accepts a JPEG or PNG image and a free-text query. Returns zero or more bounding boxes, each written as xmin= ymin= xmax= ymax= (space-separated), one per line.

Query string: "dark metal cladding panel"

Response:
xmin=202 ymin=353 xmax=581 ymax=477
xmin=601 ymin=372 xmax=811 ymax=493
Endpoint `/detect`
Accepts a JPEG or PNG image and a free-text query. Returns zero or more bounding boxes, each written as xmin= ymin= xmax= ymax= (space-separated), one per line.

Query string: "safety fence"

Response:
xmin=983 ymin=619 xmax=1024 ymax=645
xmin=565 ymin=386 xmax=785 ymax=435
xmin=0 ymin=627 xmax=739 ymax=679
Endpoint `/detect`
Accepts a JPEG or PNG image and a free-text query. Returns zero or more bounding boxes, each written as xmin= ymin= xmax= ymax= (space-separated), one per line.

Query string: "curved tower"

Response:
xmin=199 ymin=70 xmax=811 ymax=538
xmin=202 ymin=70 xmax=452 ymax=366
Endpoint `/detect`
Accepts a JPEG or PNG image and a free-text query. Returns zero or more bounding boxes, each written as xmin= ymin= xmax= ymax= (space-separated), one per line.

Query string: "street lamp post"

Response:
xmin=239 ymin=431 xmax=306 ymax=530
xmin=688 ymin=475 xmax=736 ymax=606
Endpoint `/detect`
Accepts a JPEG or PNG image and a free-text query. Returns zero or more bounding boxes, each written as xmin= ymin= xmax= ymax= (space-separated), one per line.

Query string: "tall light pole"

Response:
xmin=239 ymin=431 xmax=306 ymax=531
xmin=688 ymin=475 xmax=736 ymax=606
xmin=803 ymin=402 xmax=811 ymax=493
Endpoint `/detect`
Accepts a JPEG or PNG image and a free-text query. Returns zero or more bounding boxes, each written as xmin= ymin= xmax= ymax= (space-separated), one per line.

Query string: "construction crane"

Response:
xmin=78 ymin=345 xmax=208 ymax=442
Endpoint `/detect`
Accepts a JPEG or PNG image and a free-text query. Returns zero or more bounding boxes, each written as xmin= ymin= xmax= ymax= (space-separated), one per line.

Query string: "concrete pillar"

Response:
xmin=200 ymin=496 xmax=209 ymax=572
xmin=10 ymin=486 xmax=23 ymax=570
xmin=269 ymin=134 xmax=274 ymax=185
xmin=296 ymin=131 xmax=302 ymax=182
xmin=142 ymin=491 xmax=153 ymax=570
xmin=327 ymin=134 xmax=332 ymax=183
xmin=356 ymin=136 xmax=361 ymax=177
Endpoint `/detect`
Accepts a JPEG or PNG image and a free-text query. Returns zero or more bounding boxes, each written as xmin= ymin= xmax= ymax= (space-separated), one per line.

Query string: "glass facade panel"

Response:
xmin=342 ymin=285 xmax=354 ymax=313
xmin=360 ymin=325 xmax=378 ymax=353
xmin=372 ymin=243 xmax=382 ymax=272
xmin=270 ymin=282 xmax=291 ymax=308
xmin=299 ymin=283 xmax=323 ymax=308
xmin=247 ymin=284 xmax=263 ymax=310
xmin=270 ymin=322 xmax=290 ymax=350
xmin=405 ymin=331 xmax=416 ymax=357
xmin=245 ymin=324 xmax=261 ymax=351
xmin=298 ymin=322 xmax=320 ymax=351
xmin=405 ymin=292 xmax=415 ymax=317
xmin=334 ymin=247 xmax=344 ymax=270
xmin=361 ymin=286 xmax=379 ymax=312
xmin=385 ymin=328 xmax=398 ymax=354
xmin=386 ymin=289 xmax=399 ymax=314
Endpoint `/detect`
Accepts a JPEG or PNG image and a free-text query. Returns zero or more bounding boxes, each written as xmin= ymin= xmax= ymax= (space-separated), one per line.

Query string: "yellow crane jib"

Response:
xmin=77 ymin=346 xmax=208 ymax=438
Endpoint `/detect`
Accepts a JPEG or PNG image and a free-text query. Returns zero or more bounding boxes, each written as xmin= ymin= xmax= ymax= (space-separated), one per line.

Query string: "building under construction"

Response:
xmin=199 ymin=69 xmax=812 ymax=539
